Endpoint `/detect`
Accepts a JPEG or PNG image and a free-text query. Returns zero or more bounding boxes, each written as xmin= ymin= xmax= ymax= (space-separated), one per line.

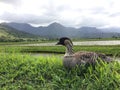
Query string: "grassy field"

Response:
xmin=0 ymin=53 xmax=120 ymax=90
xmin=0 ymin=45 xmax=120 ymax=57
xmin=0 ymin=42 xmax=120 ymax=89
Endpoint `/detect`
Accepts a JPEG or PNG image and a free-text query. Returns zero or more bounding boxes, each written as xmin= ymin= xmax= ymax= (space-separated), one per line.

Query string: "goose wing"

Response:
xmin=73 ymin=51 xmax=111 ymax=64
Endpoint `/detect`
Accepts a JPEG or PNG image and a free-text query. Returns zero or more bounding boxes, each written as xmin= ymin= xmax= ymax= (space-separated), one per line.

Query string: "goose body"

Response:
xmin=56 ymin=37 xmax=112 ymax=68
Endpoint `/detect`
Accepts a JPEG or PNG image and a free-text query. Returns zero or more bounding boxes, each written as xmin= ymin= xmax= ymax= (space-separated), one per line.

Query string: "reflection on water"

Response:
xmin=114 ymin=57 xmax=120 ymax=61
xmin=3 ymin=52 xmax=120 ymax=61
xmin=74 ymin=40 xmax=120 ymax=45
xmin=30 ymin=53 xmax=63 ymax=57
xmin=30 ymin=53 xmax=120 ymax=61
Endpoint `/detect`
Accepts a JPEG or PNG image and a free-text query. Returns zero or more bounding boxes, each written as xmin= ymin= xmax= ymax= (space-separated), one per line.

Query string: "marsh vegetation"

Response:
xmin=0 ymin=41 xmax=120 ymax=89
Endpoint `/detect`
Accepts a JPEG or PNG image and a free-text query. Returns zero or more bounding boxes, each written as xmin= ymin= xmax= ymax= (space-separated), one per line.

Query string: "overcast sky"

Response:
xmin=0 ymin=0 xmax=120 ymax=28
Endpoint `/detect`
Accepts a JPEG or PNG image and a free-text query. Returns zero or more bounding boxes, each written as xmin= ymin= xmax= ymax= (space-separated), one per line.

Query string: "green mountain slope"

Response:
xmin=0 ymin=24 xmax=39 ymax=42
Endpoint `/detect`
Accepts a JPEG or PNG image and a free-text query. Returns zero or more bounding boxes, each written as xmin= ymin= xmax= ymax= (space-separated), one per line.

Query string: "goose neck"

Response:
xmin=64 ymin=44 xmax=74 ymax=56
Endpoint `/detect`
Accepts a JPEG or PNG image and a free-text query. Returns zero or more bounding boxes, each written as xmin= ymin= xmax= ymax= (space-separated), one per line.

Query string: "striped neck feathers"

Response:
xmin=64 ymin=40 xmax=74 ymax=56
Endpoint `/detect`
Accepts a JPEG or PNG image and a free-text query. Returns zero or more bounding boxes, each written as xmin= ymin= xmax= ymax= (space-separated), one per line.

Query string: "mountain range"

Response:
xmin=1 ymin=22 xmax=120 ymax=39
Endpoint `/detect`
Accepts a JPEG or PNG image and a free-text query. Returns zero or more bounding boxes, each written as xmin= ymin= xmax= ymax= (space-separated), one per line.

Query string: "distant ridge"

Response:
xmin=1 ymin=22 xmax=120 ymax=39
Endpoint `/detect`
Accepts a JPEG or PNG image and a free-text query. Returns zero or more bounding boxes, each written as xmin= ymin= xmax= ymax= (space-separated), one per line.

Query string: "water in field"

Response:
xmin=30 ymin=53 xmax=120 ymax=61
xmin=31 ymin=53 xmax=63 ymax=57
xmin=4 ymin=40 xmax=120 ymax=61
xmin=74 ymin=40 xmax=120 ymax=45
xmin=17 ymin=40 xmax=120 ymax=46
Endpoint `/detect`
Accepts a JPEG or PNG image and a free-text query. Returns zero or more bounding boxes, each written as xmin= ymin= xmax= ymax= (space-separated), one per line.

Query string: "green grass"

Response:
xmin=1 ymin=45 xmax=120 ymax=57
xmin=0 ymin=43 xmax=120 ymax=89
xmin=0 ymin=53 xmax=120 ymax=90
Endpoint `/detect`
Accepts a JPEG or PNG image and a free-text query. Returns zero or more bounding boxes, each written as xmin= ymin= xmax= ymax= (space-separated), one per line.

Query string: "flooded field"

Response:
xmin=16 ymin=40 xmax=120 ymax=46
xmin=74 ymin=40 xmax=120 ymax=45
xmin=30 ymin=53 xmax=63 ymax=57
xmin=30 ymin=53 xmax=120 ymax=61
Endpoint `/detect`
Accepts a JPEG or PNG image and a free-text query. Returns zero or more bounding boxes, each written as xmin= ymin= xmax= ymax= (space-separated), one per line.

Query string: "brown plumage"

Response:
xmin=56 ymin=37 xmax=112 ymax=68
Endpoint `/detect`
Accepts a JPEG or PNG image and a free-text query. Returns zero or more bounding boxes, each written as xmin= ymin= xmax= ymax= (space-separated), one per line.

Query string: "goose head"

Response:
xmin=56 ymin=37 xmax=74 ymax=56
xmin=56 ymin=37 xmax=73 ymax=46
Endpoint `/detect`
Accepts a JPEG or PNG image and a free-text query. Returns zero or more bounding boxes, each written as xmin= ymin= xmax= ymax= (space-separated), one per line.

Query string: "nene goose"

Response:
xmin=56 ymin=37 xmax=112 ymax=68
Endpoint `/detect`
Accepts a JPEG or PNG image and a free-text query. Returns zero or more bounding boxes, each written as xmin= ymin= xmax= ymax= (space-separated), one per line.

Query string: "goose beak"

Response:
xmin=56 ymin=42 xmax=60 ymax=45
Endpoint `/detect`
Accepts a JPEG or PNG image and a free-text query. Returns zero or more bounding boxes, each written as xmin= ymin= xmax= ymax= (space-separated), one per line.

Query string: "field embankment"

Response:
xmin=0 ymin=45 xmax=120 ymax=57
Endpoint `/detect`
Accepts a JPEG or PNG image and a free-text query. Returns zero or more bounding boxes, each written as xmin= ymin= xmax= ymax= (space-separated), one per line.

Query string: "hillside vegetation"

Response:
xmin=0 ymin=24 xmax=40 ymax=42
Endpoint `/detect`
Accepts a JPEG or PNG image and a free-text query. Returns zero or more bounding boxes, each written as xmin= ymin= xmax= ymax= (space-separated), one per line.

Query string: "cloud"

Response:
xmin=0 ymin=0 xmax=120 ymax=28
xmin=0 ymin=12 xmax=57 ymax=24
xmin=0 ymin=0 xmax=22 ymax=5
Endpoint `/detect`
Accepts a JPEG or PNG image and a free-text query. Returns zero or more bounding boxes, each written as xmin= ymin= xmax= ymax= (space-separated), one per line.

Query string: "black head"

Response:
xmin=56 ymin=37 xmax=73 ymax=46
